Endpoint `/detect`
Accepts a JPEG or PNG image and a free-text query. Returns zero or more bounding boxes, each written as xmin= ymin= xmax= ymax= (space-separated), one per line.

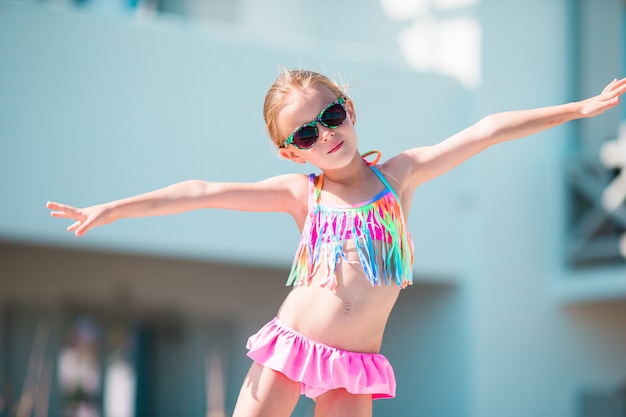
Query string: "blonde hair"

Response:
xmin=263 ymin=68 xmax=348 ymax=148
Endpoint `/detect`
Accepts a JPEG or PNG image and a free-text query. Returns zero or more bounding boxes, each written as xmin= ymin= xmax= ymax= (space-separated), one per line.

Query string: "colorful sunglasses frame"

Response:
xmin=282 ymin=97 xmax=347 ymax=150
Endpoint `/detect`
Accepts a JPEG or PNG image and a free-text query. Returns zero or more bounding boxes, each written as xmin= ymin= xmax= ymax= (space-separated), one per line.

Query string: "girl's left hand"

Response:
xmin=580 ymin=77 xmax=626 ymax=118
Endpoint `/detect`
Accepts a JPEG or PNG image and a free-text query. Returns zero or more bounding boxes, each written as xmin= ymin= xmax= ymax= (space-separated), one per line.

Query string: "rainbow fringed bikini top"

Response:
xmin=286 ymin=154 xmax=414 ymax=289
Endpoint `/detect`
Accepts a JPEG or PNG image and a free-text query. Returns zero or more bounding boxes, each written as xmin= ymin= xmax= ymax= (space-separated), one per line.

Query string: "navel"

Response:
xmin=344 ymin=303 xmax=352 ymax=312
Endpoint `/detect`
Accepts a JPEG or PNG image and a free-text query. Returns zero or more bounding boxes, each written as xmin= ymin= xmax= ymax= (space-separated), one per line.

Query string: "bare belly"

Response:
xmin=276 ymin=246 xmax=402 ymax=353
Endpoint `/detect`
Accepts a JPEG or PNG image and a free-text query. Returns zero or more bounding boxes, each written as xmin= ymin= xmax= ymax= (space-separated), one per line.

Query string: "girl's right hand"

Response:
xmin=46 ymin=201 xmax=113 ymax=237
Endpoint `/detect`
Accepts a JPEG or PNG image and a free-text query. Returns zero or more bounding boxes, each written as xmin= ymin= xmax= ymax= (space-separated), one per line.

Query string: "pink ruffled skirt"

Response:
xmin=246 ymin=317 xmax=396 ymax=399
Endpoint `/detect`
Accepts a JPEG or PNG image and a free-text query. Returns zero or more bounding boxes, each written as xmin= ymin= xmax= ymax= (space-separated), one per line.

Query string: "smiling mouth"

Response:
xmin=328 ymin=141 xmax=344 ymax=153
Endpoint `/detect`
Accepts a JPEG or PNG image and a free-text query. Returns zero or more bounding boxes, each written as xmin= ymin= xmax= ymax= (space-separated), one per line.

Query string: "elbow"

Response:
xmin=184 ymin=179 xmax=213 ymax=199
xmin=474 ymin=114 xmax=502 ymax=146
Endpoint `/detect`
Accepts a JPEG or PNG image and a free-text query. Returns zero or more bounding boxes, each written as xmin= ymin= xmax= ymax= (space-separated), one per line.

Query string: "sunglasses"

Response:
xmin=282 ymin=97 xmax=347 ymax=150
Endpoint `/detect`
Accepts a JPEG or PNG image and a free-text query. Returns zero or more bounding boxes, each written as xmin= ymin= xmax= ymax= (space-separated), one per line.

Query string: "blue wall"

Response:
xmin=0 ymin=1 xmax=470 ymax=276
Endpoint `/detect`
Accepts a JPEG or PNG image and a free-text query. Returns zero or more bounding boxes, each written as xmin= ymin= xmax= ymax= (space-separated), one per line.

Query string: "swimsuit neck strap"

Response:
xmin=314 ymin=151 xmax=388 ymax=203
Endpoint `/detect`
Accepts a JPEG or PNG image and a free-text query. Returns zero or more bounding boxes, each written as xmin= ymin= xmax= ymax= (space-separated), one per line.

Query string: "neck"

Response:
xmin=322 ymin=153 xmax=372 ymax=186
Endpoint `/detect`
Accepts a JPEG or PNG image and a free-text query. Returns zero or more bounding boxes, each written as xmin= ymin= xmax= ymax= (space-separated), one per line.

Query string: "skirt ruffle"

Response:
xmin=246 ymin=317 xmax=396 ymax=399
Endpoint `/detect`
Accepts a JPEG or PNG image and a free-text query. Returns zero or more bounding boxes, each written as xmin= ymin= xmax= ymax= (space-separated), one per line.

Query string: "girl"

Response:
xmin=47 ymin=70 xmax=626 ymax=417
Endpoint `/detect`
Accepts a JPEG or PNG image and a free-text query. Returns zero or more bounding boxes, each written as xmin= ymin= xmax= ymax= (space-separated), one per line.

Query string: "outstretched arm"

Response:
xmin=393 ymin=77 xmax=626 ymax=189
xmin=47 ymin=173 xmax=308 ymax=236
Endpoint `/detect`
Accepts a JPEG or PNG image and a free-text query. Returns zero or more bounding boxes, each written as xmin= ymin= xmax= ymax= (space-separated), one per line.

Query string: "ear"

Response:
xmin=279 ymin=147 xmax=307 ymax=164
xmin=345 ymin=97 xmax=357 ymax=126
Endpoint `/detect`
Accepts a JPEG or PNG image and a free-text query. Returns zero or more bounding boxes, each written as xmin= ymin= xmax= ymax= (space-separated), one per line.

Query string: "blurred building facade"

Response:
xmin=0 ymin=0 xmax=625 ymax=416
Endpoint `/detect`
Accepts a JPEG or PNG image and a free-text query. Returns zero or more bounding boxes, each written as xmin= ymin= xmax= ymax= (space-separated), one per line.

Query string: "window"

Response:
xmin=566 ymin=0 xmax=626 ymax=266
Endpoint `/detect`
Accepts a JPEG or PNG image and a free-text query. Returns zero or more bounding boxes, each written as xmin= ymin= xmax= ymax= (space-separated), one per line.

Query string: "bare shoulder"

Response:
xmin=381 ymin=142 xmax=457 ymax=190
xmin=377 ymin=150 xmax=425 ymax=193
xmin=279 ymin=172 xmax=310 ymax=202
xmin=257 ymin=172 xmax=308 ymax=197
xmin=264 ymin=172 xmax=310 ymax=225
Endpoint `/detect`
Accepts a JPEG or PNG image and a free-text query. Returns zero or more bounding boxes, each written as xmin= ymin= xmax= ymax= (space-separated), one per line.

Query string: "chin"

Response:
xmin=322 ymin=152 xmax=360 ymax=170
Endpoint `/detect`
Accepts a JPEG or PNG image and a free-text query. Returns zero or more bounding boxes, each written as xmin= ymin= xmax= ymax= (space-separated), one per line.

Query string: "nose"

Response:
xmin=318 ymin=124 xmax=334 ymax=143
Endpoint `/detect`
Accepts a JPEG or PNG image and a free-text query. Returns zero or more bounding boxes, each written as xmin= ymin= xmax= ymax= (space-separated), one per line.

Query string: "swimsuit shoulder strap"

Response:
xmin=307 ymin=173 xmax=316 ymax=212
xmin=362 ymin=150 xmax=399 ymax=199
xmin=311 ymin=150 xmax=384 ymax=207
xmin=370 ymin=165 xmax=400 ymax=201
xmin=313 ymin=173 xmax=324 ymax=205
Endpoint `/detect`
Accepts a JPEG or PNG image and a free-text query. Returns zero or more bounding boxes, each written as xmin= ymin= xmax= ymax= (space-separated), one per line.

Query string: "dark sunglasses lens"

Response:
xmin=293 ymin=126 xmax=318 ymax=149
xmin=320 ymin=104 xmax=346 ymax=127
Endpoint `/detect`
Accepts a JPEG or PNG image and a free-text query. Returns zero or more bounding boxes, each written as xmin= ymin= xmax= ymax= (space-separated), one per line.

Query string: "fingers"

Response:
xmin=65 ymin=217 xmax=93 ymax=236
xmin=47 ymin=201 xmax=70 ymax=216
xmin=67 ymin=221 xmax=81 ymax=233
xmin=614 ymin=78 xmax=626 ymax=96
xmin=603 ymin=77 xmax=626 ymax=96
xmin=49 ymin=211 xmax=76 ymax=219
xmin=602 ymin=78 xmax=618 ymax=94
xmin=75 ymin=225 xmax=89 ymax=237
xmin=602 ymin=79 xmax=615 ymax=94
xmin=47 ymin=200 xmax=89 ymax=236
xmin=47 ymin=201 xmax=83 ymax=219
xmin=46 ymin=201 xmax=60 ymax=210
xmin=47 ymin=201 xmax=76 ymax=213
